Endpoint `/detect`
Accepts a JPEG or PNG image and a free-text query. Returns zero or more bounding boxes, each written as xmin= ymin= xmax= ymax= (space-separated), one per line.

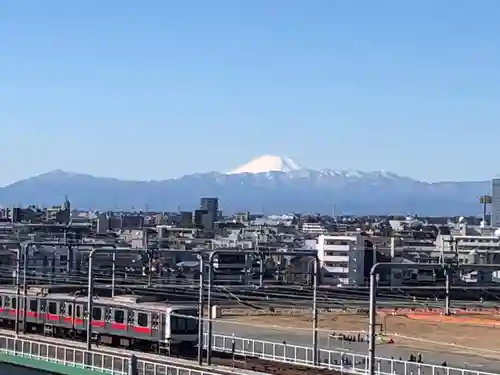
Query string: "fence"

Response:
xmin=0 ymin=331 xmax=496 ymax=375
xmin=0 ymin=335 xmax=220 ymax=375
xmin=206 ymin=332 xmax=500 ymax=375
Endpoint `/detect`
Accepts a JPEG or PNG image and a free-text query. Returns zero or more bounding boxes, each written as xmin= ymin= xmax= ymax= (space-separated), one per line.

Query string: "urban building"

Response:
xmin=492 ymin=178 xmax=500 ymax=227
xmin=316 ymin=233 xmax=368 ymax=285
xmin=301 ymin=222 xmax=327 ymax=235
xmin=200 ymin=198 xmax=219 ymax=221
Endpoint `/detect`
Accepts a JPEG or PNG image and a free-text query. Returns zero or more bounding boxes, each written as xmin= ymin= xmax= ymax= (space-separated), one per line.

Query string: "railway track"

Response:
xmin=0 ymin=328 xmax=342 ymax=375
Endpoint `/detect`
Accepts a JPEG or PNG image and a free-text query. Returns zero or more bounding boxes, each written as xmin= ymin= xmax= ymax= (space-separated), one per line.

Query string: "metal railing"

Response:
xmin=206 ymin=332 xmax=500 ymax=375
xmin=0 ymin=335 xmax=219 ymax=375
xmin=0 ymin=335 xmax=127 ymax=374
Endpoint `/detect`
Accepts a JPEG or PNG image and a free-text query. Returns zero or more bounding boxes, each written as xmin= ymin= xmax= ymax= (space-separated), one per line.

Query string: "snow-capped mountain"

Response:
xmin=228 ymin=155 xmax=411 ymax=182
xmin=229 ymin=155 xmax=301 ymax=174
xmin=0 ymin=156 xmax=490 ymax=215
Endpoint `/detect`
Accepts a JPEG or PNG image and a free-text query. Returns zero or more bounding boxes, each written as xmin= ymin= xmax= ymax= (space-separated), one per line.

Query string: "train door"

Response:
xmin=91 ymin=306 xmax=105 ymax=331
xmin=26 ymin=298 xmax=39 ymax=321
xmin=111 ymin=307 xmax=127 ymax=333
xmin=46 ymin=300 xmax=60 ymax=323
xmin=74 ymin=304 xmax=85 ymax=331
xmin=0 ymin=295 xmax=5 ymax=319
xmin=39 ymin=298 xmax=46 ymax=322
xmin=63 ymin=302 xmax=74 ymax=327
xmin=151 ymin=312 xmax=161 ymax=340
xmin=8 ymin=295 xmax=16 ymax=318
xmin=133 ymin=310 xmax=152 ymax=338
xmin=127 ymin=309 xmax=135 ymax=337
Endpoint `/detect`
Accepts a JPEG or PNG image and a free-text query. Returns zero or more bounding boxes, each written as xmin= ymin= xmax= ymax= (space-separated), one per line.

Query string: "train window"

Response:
xmin=137 ymin=312 xmax=148 ymax=327
xmin=29 ymin=300 xmax=37 ymax=312
xmin=114 ymin=310 xmax=125 ymax=324
xmin=11 ymin=297 xmax=16 ymax=309
xmin=76 ymin=305 xmax=82 ymax=318
xmin=92 ymin=307 xmax=102 ymax=321
xmin=67 ymin=304 xmax=73 ymax=317
xmin=171 ymin=310 xmax=198 ymax=334
xmin=48 ymin=302 xmax=57 ymax=315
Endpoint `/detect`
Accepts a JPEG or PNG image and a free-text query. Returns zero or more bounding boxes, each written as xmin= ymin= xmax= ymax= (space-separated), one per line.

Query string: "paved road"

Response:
xmin=210 ymin=321 xmax=497 ymax=373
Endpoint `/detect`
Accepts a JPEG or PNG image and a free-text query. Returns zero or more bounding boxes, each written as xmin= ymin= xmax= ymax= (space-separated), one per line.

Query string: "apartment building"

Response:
xmin=316 ymin=233 xmax=367 ymax=285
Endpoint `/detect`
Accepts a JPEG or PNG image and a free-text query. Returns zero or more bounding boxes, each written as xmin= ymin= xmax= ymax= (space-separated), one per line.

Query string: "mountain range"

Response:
xmin=0 ymin=155 xmax=491 ymax=215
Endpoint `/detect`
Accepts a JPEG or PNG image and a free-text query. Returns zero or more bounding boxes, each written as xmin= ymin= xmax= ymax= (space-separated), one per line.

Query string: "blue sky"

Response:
xmin=1 ymin=1 xmax=499 ymax=185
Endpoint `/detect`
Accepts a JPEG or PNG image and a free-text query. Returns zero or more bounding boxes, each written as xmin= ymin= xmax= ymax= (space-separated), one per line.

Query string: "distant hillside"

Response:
xmin=0 ymin=167 xmax=490 ymax=216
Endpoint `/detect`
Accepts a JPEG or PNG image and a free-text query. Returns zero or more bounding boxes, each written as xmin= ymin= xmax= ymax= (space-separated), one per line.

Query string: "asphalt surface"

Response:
xmin=209 ymin=321 xmax=498 ymax=373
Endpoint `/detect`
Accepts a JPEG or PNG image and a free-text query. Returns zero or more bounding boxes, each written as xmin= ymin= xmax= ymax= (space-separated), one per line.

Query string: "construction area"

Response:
xmin=220 ymin=309 xmax=500 ymax=361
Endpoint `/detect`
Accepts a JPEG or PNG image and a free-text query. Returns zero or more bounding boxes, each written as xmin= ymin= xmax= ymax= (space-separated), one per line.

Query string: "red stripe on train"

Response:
xmin=91 ymin=321 xmax=105 ymax=327
xmin=133 ymin=326 xmax=151 ymax=334
xmin=46 ymin=313 xmax=59 ymax=321
xmin=111 ymin=323 xmax=127 ymax=330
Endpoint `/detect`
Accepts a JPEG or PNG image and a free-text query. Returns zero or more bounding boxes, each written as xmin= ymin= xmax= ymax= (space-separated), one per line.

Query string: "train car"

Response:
xmin=0 ymin=286 xmax=198 ymax=354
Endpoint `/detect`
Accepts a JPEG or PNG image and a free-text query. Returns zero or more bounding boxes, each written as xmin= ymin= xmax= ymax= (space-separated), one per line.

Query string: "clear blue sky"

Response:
xmin=1 ymin=0 xmax=499 ymax=185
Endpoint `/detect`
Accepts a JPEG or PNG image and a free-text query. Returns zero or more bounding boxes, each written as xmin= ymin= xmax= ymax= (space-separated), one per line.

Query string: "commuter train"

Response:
xmin=0 ymin=286 xmax=198 ymax=353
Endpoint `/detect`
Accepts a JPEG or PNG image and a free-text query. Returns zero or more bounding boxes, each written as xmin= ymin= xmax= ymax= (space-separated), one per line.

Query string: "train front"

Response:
xmin=166 ymin=305 xmax=199 ymax=353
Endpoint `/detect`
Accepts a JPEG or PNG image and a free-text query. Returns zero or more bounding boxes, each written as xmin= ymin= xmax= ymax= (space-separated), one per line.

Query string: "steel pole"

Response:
xmin=206 ymin=254 xmax=214 ymax=366
xmin=368 ymin=270 xmax=377 ymax=375
xmin=21 ymin=241 xmax=72 ymax=332
xmin=197 ymin=255 xmax=204 ymax=365
xmin=259 ymin=254 xmax=264 ymax=288
xmin=312 ymin=257 xmax=319 ymax=366
xmin=445 ymin=267 xmax=451 ymax=315
xmin=147 ymin=251 xmax=153 ymax=288
xmin=368 ymin=262 xmax=458 ymax=375
xmin=22 ymin=243 xmax=29 ymax=333
xmin=203 ymin=249 xmax=319 ymax=366
xmin=111 ymin=253 xmax=116 ymax=298
xmin=87 ymin=251 xmax=94 ymax=351
xmin=86 ymin=246 xmax=160 ymax=350
xmin=15 ymin=249 xmax=21 ymax=335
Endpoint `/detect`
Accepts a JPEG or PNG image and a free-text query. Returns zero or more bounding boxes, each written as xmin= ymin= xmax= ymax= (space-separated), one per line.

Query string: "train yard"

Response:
xmin=1 ymin=259 xmax=500 ymax=375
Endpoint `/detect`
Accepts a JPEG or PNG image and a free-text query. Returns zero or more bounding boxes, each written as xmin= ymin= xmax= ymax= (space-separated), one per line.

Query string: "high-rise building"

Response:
xmin=197 ymin=198 xmax=219 ymax=230
xmin=492 ymin=178 xmax=500 ymax=227
xmin=201 ymin=197 xmax=218 ymax=217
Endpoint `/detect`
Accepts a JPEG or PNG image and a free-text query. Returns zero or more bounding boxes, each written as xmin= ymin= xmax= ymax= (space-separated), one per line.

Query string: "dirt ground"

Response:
xmin=223 ymin=312 xmax=500 ymax=359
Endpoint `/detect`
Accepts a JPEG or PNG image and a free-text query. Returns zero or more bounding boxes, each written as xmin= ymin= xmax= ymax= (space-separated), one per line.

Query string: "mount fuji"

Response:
xmin=0 ymin=155 xmax=490 ymax=215
xmin=229 ymin=155 xmax=301 ymax=174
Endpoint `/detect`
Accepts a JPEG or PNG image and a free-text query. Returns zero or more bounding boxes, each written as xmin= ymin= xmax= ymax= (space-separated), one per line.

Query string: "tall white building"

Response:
xmin=316 ymin=233 xmax=366 ymax=285
xmin=492 ymin=178 xmax=500 ymax=227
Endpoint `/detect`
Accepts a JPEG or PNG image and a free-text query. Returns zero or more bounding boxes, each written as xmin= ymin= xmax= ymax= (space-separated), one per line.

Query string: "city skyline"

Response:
xmin=2 ymin=1 xmax=499 ymax=185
